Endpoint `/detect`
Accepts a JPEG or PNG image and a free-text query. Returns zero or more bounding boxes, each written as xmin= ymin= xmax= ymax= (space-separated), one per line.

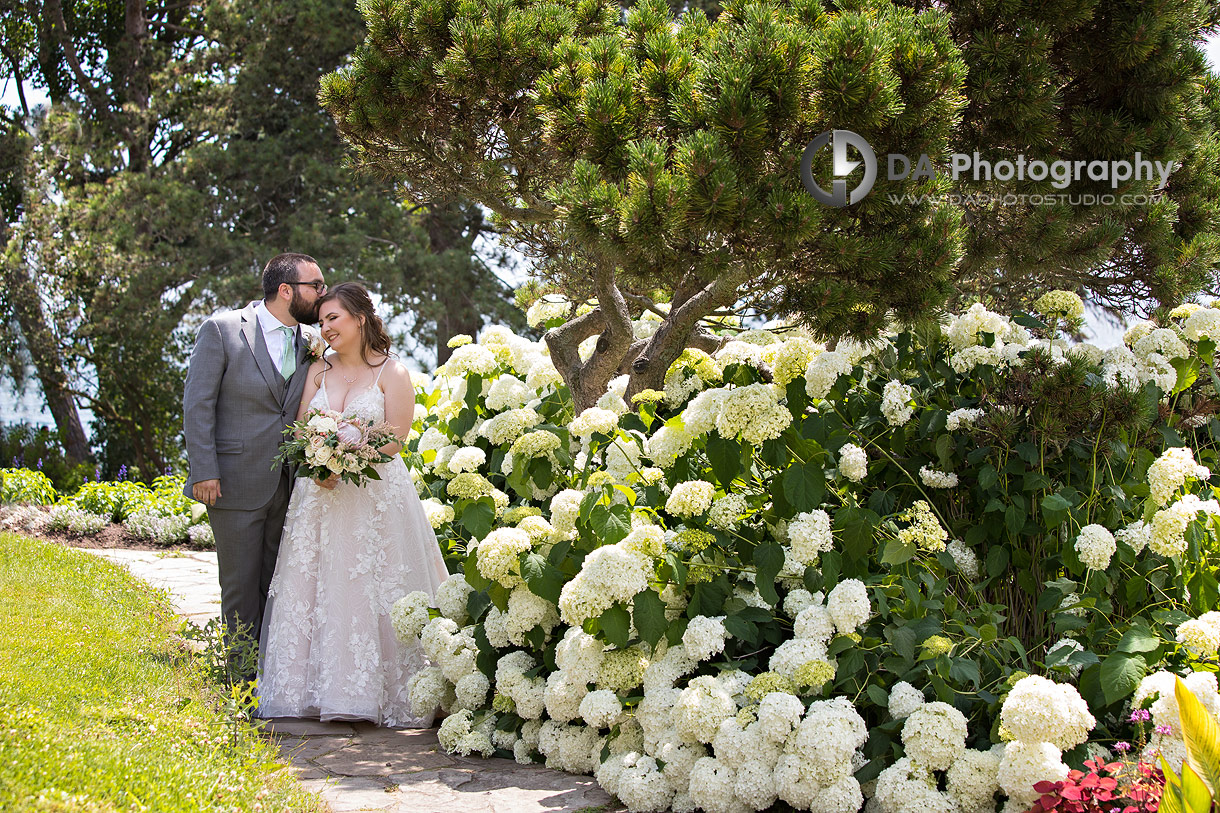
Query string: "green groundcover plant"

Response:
xmin=0 ymin=473 xmax=211 ymax=547
xmin=387 ymin=294 xmax=1220 ymax=813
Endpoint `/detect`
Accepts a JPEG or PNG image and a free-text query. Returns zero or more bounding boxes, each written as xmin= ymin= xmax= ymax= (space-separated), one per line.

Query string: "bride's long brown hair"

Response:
xmin=316 ymin=282 xmax=394 ymax=384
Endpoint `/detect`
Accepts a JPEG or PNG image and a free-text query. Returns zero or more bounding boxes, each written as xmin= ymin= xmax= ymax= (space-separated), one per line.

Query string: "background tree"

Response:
xmin=321 ymin=0 xmax=1220 ymax=410
xmin=0 ymin=0 xmax=520 ymax=474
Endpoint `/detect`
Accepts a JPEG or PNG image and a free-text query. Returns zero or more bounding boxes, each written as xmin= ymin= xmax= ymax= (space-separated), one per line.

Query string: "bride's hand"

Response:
xmin=315 ymin=474 xmax=339 ymax=490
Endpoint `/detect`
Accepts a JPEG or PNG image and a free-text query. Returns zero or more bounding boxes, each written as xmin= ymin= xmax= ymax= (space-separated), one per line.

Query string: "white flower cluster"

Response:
xmin=764 ymin=336 xmax=820 ymax=387
xmin=124 ymin=509 xmax=191 ymax=545
xmin=557 ymin=541 xmax=653 ymax=626
xmin=390 ymin=591 xmax=433 ymax=643
xmin=1147 ymin=446 xmax=1211 ymax=507
xmin=1175 ymin=612 xmax=1220 ymax=657
xmin=787 ymin=509 xmax=833 ymax=566
xmin=46 ymin=505 xmax=110 ymax=535
xmin=526 ymin=297 xmax=570 ymax=328
xmin=420 ymin=498 xmax=456 ymax=529
xmin=1184 ymin=307 xmax=1220 ymax=342
xmin=838 ymin=443 xmax=868 ymax=482
xmin=945 ymin=539 xmax=980 ymax=579
xmin=805 ymin=349 xmax=854 ymax=400
xmin=707 ymin=494 xmax=748 ymax=530
xmin=570 ymin=407 xmax=620 ymax=439
xmin=714 ymin=384 xmax=792 ymax=445
xmin=946 ymin=303 xmax=1008 ymax=350
xmin=665 ymin=480 xmax=716 ymax=518
xmin=997 ymin=675 xmax=1094 ymax=808
xmin=945 ymin=407 xmax=984 ymax=431
xmin=683 ymin=615 xmax=729 ymax=662
xmin=485 ymin=374 xmax=532 ymax=412
xmin=186 ymin=522 xmax=214 ymax=548
xmin=1150 ymin=494 xmax=1220 ymax=557
xmin=475 ymin=527 xmax=532 ymax=587
xmin=918 ymin=466 xmax=959 ymax=489
xmin=1073 ymin=524 xmax=1116 ymax=570
xmin=645 ymin=423 xmax=694 ymax=469
xmin=881 ymin=381 xmax=914 ymax=427
xmin=1133 ymin=670 xmax=1220 ymax=771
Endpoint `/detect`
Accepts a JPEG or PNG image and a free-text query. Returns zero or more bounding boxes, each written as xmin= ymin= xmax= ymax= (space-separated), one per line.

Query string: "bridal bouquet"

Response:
xmin=274 ymin=409 xmax=398 ymax=487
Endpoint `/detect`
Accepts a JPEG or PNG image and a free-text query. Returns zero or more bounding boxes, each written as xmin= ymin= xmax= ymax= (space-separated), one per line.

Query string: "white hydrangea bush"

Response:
xmin=387 ymin=301 xmax=1220 ymax=812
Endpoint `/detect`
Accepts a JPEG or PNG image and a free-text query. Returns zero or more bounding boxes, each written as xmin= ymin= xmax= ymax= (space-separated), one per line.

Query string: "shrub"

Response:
xmin=0 ymin=468 xmax=57 ymax=505
xmin=45 ymin=505 xmax=109 ymax=535
xmin=0 ymin=422 xmax=90 ymax=493
xmin=388 ymin=298 xmax=1220 ymax=813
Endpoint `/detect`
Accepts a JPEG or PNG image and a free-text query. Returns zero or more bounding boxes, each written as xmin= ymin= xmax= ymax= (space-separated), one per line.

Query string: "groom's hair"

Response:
xmin=262 ymin=253 xmax=318 ymax=299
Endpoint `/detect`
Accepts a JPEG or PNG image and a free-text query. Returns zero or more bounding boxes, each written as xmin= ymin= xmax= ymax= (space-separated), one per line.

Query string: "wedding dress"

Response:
xmin=257 ymin=364 xmax=449 ymax=727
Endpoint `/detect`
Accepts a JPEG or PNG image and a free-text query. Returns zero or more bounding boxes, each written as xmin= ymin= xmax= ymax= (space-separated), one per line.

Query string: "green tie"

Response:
xmin=277 ymin=326 xmax=296 ymax=379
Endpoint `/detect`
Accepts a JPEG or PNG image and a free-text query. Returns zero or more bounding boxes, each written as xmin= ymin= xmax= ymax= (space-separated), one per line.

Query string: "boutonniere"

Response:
xmin=303 ymin=329 xmax=328 ymax=363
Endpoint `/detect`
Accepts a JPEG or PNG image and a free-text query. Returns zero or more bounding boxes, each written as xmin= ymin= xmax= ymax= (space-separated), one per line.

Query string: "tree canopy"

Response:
xmin=0 ymin=0 xmax=521 ymax=474
xmin=320 ymin=0 xmax=1220 ymax=409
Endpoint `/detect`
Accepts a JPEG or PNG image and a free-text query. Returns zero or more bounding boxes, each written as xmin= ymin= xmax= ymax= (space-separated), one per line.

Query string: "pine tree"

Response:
xmin=320 ymin=0 xmax=1220 ymax=409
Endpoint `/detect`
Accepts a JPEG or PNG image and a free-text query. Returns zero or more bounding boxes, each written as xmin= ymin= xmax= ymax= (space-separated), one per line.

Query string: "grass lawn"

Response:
xmin=0 ymin=532 xmax=325 ymax=812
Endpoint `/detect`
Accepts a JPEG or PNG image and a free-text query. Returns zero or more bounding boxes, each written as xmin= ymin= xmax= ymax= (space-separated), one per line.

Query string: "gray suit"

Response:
xmin=183 ymin=302 xmax=310 ymax=643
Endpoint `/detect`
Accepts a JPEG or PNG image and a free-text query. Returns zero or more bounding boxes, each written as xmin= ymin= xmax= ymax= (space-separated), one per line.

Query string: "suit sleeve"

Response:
xmin=183 ymin=318 xmax=226 ymax=486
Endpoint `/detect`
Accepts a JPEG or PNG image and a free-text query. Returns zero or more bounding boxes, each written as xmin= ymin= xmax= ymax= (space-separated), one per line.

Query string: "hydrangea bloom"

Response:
xmin=897 ymin=500 xmax=948 ymax=552
xmin=788 ymin=509 xmax=833 ymax=566
xmin=805 ymin=350 xmax=854 ymax=400
xmin=945 ymin=407 xmax=984 ymax=431
xmin=826 ymin=579 xmax=870 ymax=633
xmin=475 ymin=527 xmax=532 ymax=586
xmin=881 ymin=380 xmax=915 ymax=426
xmin=888 ymin=681 xmax=925 ymax=720
xmin=1000 ymin=675 xmax=1095 ymax=750
xmin=683 ymin=615 xmax=729 ymax=662
xmin=1177 ymin=613 xmax=1220 ymax=656
xmin=1074 ymin=524 xmax=1117 ymax=570
xmin=998 ymin=740 xmax=1070 ymax=809
xmin=675 ymin=676 xmax=737 ymax=744
xmin=919 ymin=465 xmax=959 ymax=489
xmin=1033 ymin=290 xmax=1084 ymax=320
xmin=1147 ymin=446 xmax=1211 ymax=507
xmin=837 ymin=443 xmax=868 ymax=482
xmin=1184 ymin=307 xmax=1220 ymax=342
xmin=665 ymin=480 xmax=716 ymax=517
xmin=902 ymin=701 xmax=967 ymax=770
xmin=557 ymin=544 xmax=652 ymax=626
xmin=715 ymin=383 xmax=792 ymax=445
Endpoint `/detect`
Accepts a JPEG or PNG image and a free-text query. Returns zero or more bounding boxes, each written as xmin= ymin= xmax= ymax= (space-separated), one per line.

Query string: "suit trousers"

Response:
xmin=207 ymin=469 xmax=291 ymax=647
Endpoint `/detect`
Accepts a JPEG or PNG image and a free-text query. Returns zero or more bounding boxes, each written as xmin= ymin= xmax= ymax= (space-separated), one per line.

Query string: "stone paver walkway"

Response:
xmin=78 ymin=548 xmax=621 ymax=813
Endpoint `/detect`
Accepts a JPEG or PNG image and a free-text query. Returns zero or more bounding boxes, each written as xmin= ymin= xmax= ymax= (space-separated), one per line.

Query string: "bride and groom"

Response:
xmin=182 ymin=253 xmax=448 ymax=727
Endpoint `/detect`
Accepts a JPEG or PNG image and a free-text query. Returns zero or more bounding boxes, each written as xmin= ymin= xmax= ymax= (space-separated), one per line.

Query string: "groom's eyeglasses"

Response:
xmin=287 ymin=281 xmax=327 ymax=294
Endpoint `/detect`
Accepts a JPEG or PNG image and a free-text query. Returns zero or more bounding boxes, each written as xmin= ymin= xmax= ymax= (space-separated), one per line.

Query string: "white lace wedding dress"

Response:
xmin=257 ymin=367 xmax=449 ymax=727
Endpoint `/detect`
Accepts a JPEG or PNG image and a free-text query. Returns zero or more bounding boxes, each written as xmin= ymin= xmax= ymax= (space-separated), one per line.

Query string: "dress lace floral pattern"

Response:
xmin=258 ymin=378 xmax=450 ymax=727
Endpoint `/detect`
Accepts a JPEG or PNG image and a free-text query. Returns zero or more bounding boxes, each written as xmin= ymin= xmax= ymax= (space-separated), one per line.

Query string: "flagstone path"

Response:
xmin=80 ymin=549 xmax=622 ymax=813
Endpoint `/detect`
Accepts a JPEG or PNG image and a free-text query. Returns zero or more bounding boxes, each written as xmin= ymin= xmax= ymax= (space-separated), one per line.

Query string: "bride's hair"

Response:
xmin=316 ymin=282 xmax=394 ymax=378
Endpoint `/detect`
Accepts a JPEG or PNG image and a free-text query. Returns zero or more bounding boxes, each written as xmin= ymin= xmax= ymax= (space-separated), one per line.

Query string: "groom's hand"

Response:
xmin=193 ymin=479 xmax=222 ymax=505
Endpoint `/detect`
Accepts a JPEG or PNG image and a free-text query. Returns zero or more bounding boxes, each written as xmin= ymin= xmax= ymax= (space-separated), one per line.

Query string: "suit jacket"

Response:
xmin=182 ymin=302 xmax=311 ymax=511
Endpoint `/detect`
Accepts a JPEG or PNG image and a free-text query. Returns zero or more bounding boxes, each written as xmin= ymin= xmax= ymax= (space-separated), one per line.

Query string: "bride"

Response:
xmin=257 ymin=282 xmax=449 ymax=727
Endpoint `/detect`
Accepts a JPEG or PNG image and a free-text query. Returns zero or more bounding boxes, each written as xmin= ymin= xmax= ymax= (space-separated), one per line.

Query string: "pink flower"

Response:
xmin=336 ymin=422 xmax=364 ymax=446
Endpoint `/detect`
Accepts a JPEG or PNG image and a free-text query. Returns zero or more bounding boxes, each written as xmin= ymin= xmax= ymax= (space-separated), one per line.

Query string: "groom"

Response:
xmin=182 ymin=253 xmax=326 ymax=651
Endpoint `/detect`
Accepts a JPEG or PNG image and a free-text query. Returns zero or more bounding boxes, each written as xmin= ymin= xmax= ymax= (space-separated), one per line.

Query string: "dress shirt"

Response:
xmin=253 ymin=301 xmax=297 ymax=369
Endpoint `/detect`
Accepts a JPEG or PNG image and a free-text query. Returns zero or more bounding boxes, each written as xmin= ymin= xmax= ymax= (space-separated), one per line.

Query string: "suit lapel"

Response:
xmin=240 ymin=303 xmax=287 ymax=404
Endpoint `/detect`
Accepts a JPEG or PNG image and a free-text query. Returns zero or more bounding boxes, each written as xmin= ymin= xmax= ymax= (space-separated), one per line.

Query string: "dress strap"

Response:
xmin=373 ymin=358 xmax=391 ymax=388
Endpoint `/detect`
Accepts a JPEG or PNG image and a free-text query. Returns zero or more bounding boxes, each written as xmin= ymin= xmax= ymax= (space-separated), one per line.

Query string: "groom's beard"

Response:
xmin=289 ymin=292 xmax=320 ymax=325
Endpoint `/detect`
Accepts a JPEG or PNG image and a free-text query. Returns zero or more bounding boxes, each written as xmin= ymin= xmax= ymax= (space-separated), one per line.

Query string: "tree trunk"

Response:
xmin=422 ymin=201 xmax=484 ymax=365
xmin=0 ymin=260 xmax=91 ymax=463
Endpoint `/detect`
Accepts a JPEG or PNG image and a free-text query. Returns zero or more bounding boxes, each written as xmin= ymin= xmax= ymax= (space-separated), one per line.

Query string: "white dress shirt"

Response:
xmin=253 ymin=301 xmax=296 ymax=370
